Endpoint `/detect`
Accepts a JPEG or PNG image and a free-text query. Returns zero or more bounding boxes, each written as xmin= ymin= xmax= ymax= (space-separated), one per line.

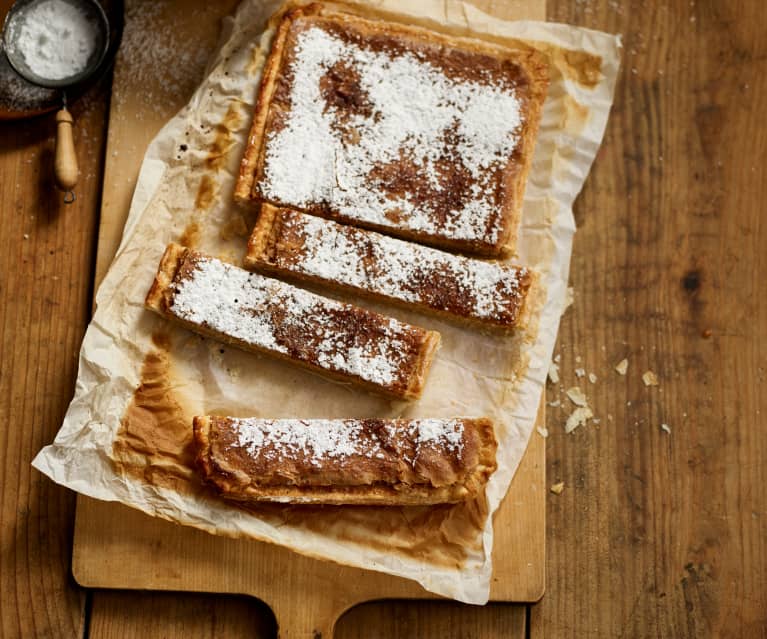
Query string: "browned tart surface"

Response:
xmin=239 ymin=4 xmax=548 ymax=255
xmin=248 ymin=205 xmax=533 ymax=329
xmin=145 ymin=244 xmax=439 ymax=400
xmin=194 ymin=416 xmax=498 ymax=504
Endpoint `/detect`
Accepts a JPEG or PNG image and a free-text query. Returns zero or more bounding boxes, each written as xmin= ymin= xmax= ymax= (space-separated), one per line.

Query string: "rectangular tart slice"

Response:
xmin=247 ymin=205 xmax=534 ymax=331
xmin=145 ymin=244 xmax=440 ymax=400
xmin=193 ymin=416 xmax=498 ymax=505
xmin=235 ymin=2 xmax=549 ymax=256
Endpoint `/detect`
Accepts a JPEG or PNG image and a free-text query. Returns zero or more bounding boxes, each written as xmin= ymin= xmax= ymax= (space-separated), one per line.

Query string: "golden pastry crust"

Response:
xmin=235 ymin=1 xmax=549 ymax=257
xmin=193 ymin=416 xmax=498 ymax=505
xmin=145 ymin=243 xmax=440 ymax=400
xmin=246 ymin=204 xmax=535 ymax=332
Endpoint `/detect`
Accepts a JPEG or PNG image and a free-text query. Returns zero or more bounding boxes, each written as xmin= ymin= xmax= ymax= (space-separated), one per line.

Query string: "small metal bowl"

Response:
xmin=2 ymin=0 xmax=110 ymax=89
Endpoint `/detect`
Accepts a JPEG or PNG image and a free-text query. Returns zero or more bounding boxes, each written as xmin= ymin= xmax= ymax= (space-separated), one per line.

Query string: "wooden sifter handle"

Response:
xmin=55 ymin=107 xmax=78 ymax=202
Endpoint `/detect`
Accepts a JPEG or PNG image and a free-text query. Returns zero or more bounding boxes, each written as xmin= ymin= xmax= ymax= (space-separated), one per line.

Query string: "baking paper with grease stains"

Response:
xmin=33 ymin=0 xmax=621 ymax=604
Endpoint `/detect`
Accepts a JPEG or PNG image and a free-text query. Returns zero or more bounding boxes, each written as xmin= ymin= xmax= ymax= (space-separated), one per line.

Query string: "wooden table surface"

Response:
xmin=1 ymin=1 xmax=765 ymax=637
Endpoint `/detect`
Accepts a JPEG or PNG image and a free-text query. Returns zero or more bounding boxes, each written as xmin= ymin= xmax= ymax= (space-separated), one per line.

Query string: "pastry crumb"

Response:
xmin=566 ymin=386 xmax=588 ymax=407
xmin=615 ymin=358 xmax=629 ymax=375
xmin=565 ymin=406 xmax=593 ymax=433
xmin=661 ymin=423 xmax=671 ymax=434
xmin=537 ymin=426 xmax=549 ymax=438
xmin=550 ymin=481 xmax=565 ymax=495
xmin=642 ymin=370 xmax=659 ymax=386
xmin=548 ymin=361 xmax=560 ymax=384
xmin=575 ymin=367 xmax=585 ymax=378
xmin=547 ymin=399 xmax=561 ymax=408
xmin=588 ymin=372 xmax=598 ymax=384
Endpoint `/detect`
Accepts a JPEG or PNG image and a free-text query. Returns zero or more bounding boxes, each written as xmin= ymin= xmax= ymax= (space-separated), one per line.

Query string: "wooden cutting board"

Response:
xmin=73 ymin=1 xmax=546 ymax=637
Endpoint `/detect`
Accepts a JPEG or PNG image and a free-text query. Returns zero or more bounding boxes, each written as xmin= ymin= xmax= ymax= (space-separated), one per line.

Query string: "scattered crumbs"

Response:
xmin=592 ymin=418 xmax=601 ymax=425
xmin=642 ymin=370 xmax=659 ymax=386
xmin=661 ymin=423 xmax=671 ymax=434
xmin=566 ymin=386 xmax=588 ymax=407
xmin=548 ymin=399 xmax=561 ymax=408
xmin=550 ymin=481 xmax=565 ymax=495
xmin=615 ymin=358 xmax=629 ymax=375
xmin=548 ymin=361 xmax=560 ymax=384
xmin=562 ymin=286 xmax=575 ymax=313
xmin=607 ymin=413 xmax=613 ymax=421
xmin=575 ymin=355 xmax=582 ymax=363
xmin=701 ymin=328 xmax=712 ymax=339
xmin=588 ymin=372 xmax=598 ymax=384
xmin=575 ymin=367 xmax=585 ymax=378
xmin=537 ymin=426 xmax=549 ymax=438
xmin=565 ymin=406 xmax=593 ymax=433
xmin=554 ymin=353 xmax=561 ymax=363
xmin=23 ymin=233 xmax=29 ymax=240
xmin=627 ymin=401 xmax=632 ymax=406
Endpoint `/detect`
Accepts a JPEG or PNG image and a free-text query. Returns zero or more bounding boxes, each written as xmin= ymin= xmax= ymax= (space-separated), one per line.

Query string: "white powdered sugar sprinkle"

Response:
xmin=272 ymin=211 xmax=529 ymax=323
xmin=169 ymin=256 xmax=421 ymax=388
xmin=8 ymin=0 xmax=99 ymax=80
xmin=414 ymin=419 xmax=464 ymax=454
xmin=231 ymin=418 xmax=465 ymax=467
xmin=261 ymin=26 xmax=524 ymax=244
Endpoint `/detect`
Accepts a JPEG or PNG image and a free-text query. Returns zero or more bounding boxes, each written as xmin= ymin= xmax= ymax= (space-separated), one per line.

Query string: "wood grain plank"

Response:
xmin=335 ymin=601 xmax=527 ymax=639
xmin=539 ymin=0 xmax=767 ymax=637
xmin=88 ymin=591 xmax=276 ymax=639
xmin=0 ymin=38 xmax=111 ymax=639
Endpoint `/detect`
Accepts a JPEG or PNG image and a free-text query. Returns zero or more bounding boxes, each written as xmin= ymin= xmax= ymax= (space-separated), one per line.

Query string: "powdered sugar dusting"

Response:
xmin=8 ymin=0 xmax=99 ymax=80
xmin=231 ymin=418 xmax=465 ymax=467
xmin=168 ymin=254 xmax=427 ymax=390
xmin=113 ymin=0 xmax=218 ymax=118
xmin=260 ymin=25 xmax=524 ymax=246
xmin=414 ymin=419 xmax=464 ymax=455
xmin=268 ymin=210 xmax=530 ymax=325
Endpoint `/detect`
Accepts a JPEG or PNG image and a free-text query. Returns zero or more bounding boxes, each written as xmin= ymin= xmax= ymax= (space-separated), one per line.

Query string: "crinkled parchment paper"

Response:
xmin=33 ymin=0 xmax=620 ymax=604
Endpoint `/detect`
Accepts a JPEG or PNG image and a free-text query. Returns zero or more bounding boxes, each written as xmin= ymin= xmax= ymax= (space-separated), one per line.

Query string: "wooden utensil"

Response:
xmin=1 ymin=0 xmax=110 ymax=202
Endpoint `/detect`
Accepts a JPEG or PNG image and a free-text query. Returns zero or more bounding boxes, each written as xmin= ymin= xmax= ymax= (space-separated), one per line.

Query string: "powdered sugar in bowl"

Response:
xmin=2 ymin=0 xmax=109 ymax=88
